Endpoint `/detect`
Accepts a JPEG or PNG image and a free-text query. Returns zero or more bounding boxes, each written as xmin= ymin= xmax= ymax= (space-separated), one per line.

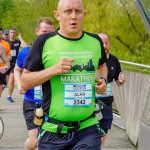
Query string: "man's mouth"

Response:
xmin=70 ymin=23 xmax=77 ymax=26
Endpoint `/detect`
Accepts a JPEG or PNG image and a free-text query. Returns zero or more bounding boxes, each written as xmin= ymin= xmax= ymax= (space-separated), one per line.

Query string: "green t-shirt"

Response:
xmin=24 ymin=31 xmax=106 ymax=133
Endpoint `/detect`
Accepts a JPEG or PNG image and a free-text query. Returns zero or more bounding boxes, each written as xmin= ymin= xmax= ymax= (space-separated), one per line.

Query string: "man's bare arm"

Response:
xmin=7 ymin=54 xmax=12 ymax=61
xmin=95 ymin=63 xmax=108 ymax=81
xmin=2 ymin=53 xmax=10 ymax=70
xmin=14 ymin=65 xmax=23 ymax=86
xmin=18 ymin=33 xmax=27 ymax=48
xmin=1 ymin=45 xmax=10 ymax=69
xmin=95 ymin=63 xmax=108 ymax=94
xmin=21 ymin=58 xmax=74 ymax=90
xmin=0 ymin=45 xmax=10 ymax=73
xmin=14 ymin=65 xmax=26 ymax=94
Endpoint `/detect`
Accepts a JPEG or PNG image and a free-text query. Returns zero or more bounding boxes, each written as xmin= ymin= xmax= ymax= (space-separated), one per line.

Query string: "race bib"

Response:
xmin=95 ymin=82 xmax=113 ymax=98
xmin=64 ymin=83 xmax=92 ymax=107
xmin=34 ymin=85 xmax=43 ymax=101
xmin=11 ymin=49 xmax=16 ymax=57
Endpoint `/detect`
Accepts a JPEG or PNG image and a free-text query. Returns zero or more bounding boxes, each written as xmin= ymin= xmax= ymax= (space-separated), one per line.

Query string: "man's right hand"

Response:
xmin=0 ymin=67 xmax=6 ymax=74
xmin=18 ymin=85 xmax=26 ymax=95
xmin=52 ymin=58 xmax=74 ymax=75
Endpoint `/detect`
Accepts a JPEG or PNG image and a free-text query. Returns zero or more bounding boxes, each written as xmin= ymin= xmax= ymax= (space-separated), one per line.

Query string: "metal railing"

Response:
xmin=112 ymin=60 xmax=150 ymax=145
xmin=120 ymin=60 xmax=150 ymax=69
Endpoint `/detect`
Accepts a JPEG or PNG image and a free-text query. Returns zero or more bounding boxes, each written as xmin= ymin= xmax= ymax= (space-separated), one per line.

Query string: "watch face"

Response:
xmin=0 ymin=117 xmax=4 ymax=139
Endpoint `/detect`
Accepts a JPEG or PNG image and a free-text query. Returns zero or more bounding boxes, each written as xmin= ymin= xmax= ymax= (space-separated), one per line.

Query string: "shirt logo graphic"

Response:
xmin=71 ymin=59 xmax=95 ymax=72
xmin=111 ymin=67 xmax=114 ymax=70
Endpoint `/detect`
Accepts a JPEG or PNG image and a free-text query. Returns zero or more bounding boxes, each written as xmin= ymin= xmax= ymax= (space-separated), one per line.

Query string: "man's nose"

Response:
xmin=71 ymin=11 xmax=77 ymax=19
xmin=103 ymin=44 xmax=107 ymax=49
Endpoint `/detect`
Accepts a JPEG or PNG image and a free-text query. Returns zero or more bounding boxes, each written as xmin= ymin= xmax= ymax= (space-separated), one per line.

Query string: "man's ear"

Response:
xmin=54 ymin=11 xmax=60 ymax=21
xmin=35 ymin=28 xmax=39 ymax=35
xmin=83 ymin=11 xmax=86 ymax=18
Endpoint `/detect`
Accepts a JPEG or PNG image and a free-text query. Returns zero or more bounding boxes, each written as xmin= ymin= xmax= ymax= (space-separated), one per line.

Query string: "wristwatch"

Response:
xmin=99 ymin=77 xmax=107 ymax=84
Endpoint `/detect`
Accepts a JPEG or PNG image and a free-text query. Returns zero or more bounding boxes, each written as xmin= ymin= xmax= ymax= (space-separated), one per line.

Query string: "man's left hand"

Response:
xmin=95 ymin=79 xmax=107 ymax=95
xmin=118 ymin=72 xmax=126 ymax=84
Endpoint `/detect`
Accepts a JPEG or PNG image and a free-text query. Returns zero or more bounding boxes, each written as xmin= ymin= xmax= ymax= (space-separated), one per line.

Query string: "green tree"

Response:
xmin=0 ymin=0 xmax=149 ymax=65
xmin=83 ymin=0 xmax=150 ymax=64
xmin=0 ymin=0 xmax=14 ymax=25
xmin=1 ymin=0 xmax=58 ymax=43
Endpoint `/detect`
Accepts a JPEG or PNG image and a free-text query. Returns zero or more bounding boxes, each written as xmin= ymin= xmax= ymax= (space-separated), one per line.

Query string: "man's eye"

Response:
xmin=65 ymin=10 xmax=71 ymax=13
xmin=76 ymin=10 xmax=81 ymax=13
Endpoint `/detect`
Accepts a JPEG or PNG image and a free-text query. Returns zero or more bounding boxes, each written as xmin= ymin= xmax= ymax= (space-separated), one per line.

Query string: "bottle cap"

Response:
xmin=35 ymin=102 xmax=41 ymax=108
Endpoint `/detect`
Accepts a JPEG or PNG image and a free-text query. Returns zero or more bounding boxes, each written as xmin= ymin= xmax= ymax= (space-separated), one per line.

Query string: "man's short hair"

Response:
xmin=0 ymin=27 xmax=3 ymax=32
xmin=36 ymin=17 xmax=54 ymax=29
xmin=9 ymin=27 xmax=17 ymax=32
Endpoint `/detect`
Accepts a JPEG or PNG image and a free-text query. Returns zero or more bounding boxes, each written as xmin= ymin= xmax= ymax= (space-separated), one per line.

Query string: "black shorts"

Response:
xmin=0 ymin=74 xmax=6 ymax=84
xmin=6 ymin=69 xmax=10 ymax=75
xmin=23 ymin=100 xmax=38 ymax=130
xmin=99 ymin=103 xmax=113 ymax=133
xmin=6 ymin=63 xmax=15 ymax=75
xmin=38 ymin=125 xmax=103 ymax=150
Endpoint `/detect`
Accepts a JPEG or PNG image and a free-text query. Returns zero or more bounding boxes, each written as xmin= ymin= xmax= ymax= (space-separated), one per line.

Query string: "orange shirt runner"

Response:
xmin=0 ymin=40 xmax=11 ymax=67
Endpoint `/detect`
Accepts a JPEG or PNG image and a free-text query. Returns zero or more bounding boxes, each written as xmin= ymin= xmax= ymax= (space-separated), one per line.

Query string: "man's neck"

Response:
xmin=107 ymin=53 xmax=109 ymax=59
xmin=9 ymin=38 xmax=15 ymax=41
xmin=58 ymin=29 xmax=82 ymax=39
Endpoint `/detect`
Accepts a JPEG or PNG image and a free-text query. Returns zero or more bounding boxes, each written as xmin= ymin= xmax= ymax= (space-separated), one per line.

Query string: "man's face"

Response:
xmin=9 ymin=29 xmax=17 ymax=40
xmin=55 ymin=0 xmax=86 ymax=38
xmin=100 ymin=35 xmax=110 ymax=54
xmin=0 ymin=30 xmax=3 ymax=41
xmin=36 ymin=22 xmax=54 ymax=36
xmin=3 ymin=34 xmax=9 ymax=40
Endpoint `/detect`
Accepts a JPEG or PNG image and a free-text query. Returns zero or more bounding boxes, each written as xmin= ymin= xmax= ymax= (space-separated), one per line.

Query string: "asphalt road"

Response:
xmin=0 ymin=86 xmax=136 ymax=150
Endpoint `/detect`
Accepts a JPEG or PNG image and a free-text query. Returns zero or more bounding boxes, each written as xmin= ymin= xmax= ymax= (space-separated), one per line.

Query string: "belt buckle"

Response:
xmin=67 ymin=121 xmax=80 ymax=133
